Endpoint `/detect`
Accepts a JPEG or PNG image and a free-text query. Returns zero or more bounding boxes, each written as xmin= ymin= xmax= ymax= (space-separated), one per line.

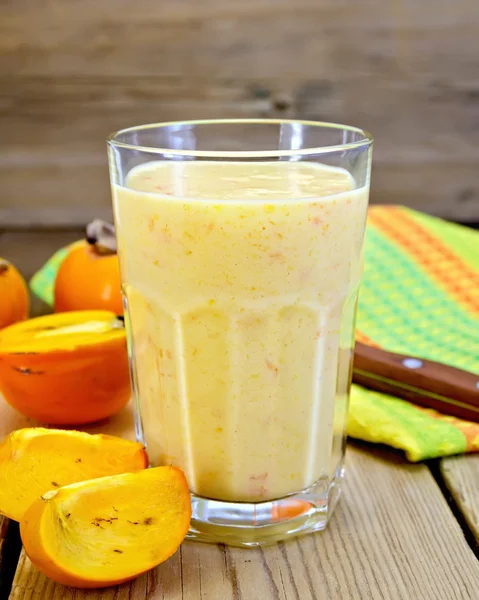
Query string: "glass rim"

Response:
xmin=107 ymin=118 xmax=373 ymax=158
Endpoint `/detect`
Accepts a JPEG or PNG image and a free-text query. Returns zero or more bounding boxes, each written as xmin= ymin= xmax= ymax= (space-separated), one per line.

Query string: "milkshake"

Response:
xmin=113 ymin=160 xmax=368 ymax=503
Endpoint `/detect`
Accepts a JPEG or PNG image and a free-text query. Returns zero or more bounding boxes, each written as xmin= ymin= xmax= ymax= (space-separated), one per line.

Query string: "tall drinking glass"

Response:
xmin=108 ymin=119 xmax=372 ymax=547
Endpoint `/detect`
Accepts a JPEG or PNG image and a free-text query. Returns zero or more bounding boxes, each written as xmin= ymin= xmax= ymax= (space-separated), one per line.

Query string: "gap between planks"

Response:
xmin=0 ymin=520 xmax=21 ymax=600
xmin=440 ymin=455 xmax=479 ymax=554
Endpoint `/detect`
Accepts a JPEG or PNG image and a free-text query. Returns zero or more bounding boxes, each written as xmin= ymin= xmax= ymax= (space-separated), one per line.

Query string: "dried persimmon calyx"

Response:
xmin=86 ymin=219 xmax=117 ymax=254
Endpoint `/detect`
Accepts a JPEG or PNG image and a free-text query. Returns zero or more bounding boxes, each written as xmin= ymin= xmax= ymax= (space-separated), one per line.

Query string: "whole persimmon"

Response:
xmin=54 ymin=220 xmax=123 ymax=314
xmin=0 ymin=258 xmax=29 ymax=329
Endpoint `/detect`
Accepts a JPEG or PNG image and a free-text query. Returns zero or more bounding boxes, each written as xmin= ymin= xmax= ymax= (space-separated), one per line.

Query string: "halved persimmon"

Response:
xmin=0 ymin=258 xmax=29 ymax=329
xmin=0 ymin=428 xmax=148 ymax=522
xmin=54 ymin=220 xmax=123 ymax=314
xmin=21 ymin=467 xmax=191 ymax=588
xmin=0 ymin=311 xmax=131 ymax=425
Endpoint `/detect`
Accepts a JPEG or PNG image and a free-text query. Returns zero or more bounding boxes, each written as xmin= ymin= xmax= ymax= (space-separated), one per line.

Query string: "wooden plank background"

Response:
xmin=2 ymin=0 xmax=479 ymax=226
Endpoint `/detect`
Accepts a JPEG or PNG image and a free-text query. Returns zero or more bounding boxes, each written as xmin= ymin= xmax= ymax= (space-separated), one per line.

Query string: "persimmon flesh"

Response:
xmin=0 ymin=428 xmax=148 ymax=521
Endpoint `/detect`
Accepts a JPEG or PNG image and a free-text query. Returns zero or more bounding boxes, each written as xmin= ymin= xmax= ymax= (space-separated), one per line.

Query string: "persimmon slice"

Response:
xmin=21 ymin=467 xmax=191 ymax=588
xmin=0 ymin=428 xmax=148 ymax=521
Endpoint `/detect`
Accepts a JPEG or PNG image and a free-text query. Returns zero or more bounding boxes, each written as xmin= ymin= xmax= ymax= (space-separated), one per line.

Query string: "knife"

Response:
xmin=353 ymin=342 xmax=479 ymax=423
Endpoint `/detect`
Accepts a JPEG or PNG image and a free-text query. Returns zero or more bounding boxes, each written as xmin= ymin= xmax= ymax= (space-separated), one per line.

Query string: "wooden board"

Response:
xmin=2 ymin=0 xmax=479 ymax=225
xmin=1 ymin=397 xmax=478 ymax=599
xmin=2 ymin=0 xmax=478 ymax=80
xmin=441 ymin=455 xmax=479 ymax=544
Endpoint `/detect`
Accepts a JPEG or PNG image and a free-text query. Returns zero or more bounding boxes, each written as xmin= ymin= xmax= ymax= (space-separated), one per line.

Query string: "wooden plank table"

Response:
xmin=2 ymin=401 xmax=479 ymax=600
xmin=1 ymin=231 xmax=479 ymax=599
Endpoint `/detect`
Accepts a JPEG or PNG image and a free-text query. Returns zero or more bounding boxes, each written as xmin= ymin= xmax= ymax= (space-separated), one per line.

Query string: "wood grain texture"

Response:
xmin=441 ymin=455 xmax=479 ymax=543
xmin=2 ymin=75 xmax=479 ymax=225
xmin=1 ymin=397 xmax=478 ymax=599
xmin=1 ymin=0 xmax=479 ymax=225
xmin=2 ymin=0 xmax=478 ymax=80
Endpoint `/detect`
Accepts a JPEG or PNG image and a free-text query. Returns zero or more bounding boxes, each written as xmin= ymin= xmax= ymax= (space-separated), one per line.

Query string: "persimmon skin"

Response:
xmin=0 ymin=428 xmax=148 ymax=522
xmin=20 ymin=467 xmax=191 ymax=588
xmin=0 ymin=311 xmax=131 ymax=425
xmin=0 ymin=340 xmax=130 ymax=425
xmin=54 ymin=242 xmax=123 ymax=314
xmin=0 ymin=259 xmax=29 ymax=329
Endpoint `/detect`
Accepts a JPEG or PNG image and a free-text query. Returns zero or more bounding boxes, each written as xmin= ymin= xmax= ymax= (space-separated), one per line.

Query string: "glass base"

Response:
xmin=186 ymin=467 xmax=344 ymax=547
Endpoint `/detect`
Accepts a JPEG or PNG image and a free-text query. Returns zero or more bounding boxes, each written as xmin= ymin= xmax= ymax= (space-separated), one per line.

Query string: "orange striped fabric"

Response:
xmin=368 ymin=206 xmax=479 ymax=315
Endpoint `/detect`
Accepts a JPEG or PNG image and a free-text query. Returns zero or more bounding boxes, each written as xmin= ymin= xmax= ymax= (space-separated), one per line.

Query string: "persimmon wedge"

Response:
xmin=21 ymin=467 xmax=191 ymax=588
xmin=0 ymin=428 xmax=148 ymax=521
xmin=0 ymin=310 xmax=131 ymax=425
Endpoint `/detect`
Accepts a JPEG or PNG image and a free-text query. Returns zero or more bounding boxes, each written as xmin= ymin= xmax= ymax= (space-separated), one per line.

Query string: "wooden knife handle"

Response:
xmin=353 ymin=342 xmax=479 ymax=422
